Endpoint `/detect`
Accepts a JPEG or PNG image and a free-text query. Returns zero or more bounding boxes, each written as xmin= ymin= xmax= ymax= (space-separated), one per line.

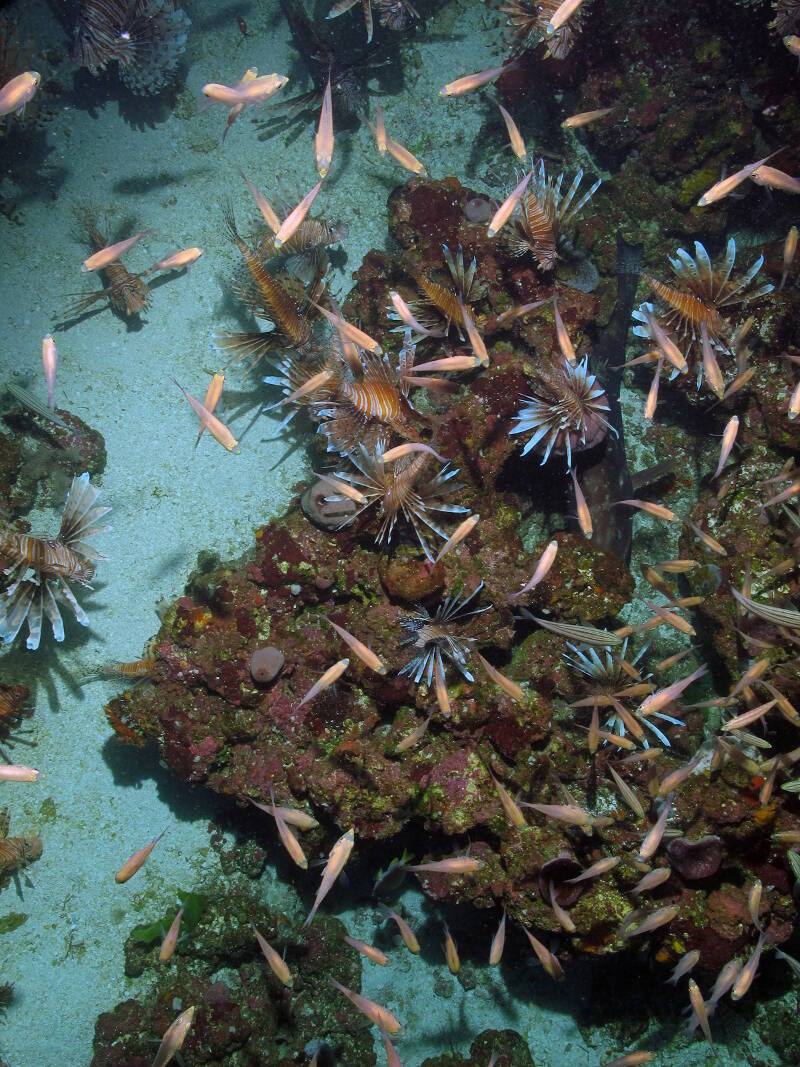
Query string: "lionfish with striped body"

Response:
xmin=499 ymin=0 xmax=588 ymax=59
xmin=214 ymin=202 xmax=320 ymax=369
xmin=402 ymin=245 xmax=486 ymax=337
xmin=505 ymin=159 xmax=601 ymax=272
xmin=510 ymin=355 xmax=615 ymax=470
xmin=71 ymin=0 xmax=190 ymax=95
xmin=327 ymin=445 xmax=469 ymax=560
xmin=632 ymin=238 xmax=774 ymax=391
xmin=265 ymin=330 xmax=423 ymax=455
xmin=399 ymin=582 xmax=490 ymax=703
xmin=0 ymin=809 xmax=42 ymax=882
xmin=0 ymin=473 xmax=110 ymax=650
xmin=565 ymin=641 xmax=685 ymax=748
xmin=63 ymin=203 xmax=150 ymax=320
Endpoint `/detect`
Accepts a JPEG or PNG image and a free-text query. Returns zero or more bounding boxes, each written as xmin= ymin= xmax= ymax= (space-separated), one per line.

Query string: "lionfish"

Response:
xmin=327 ymin=445 xmax=468 ymax=560
xmin=0 ymin=473 xmax=110 ymax=650
xmin=214 ymin=202 xmax=319 ymax=369
xmin=499 ymin=0 xmax=588 ymax=60
xmin=505 ymin=159 xmax=601 ymax=271
xmin=632 ymin=238 xmax=774 ymax=390
xmin=510 ymin=355 xmax=615 ymax=469
xmin=71 ymin=0 xmax=190 ymax=95
xmin=399 ymin=582 xmax=491 ymax=709
xmin=62 ymin=203 xmax=150 ymax=320
xmin=0 ymin=808 xmax=42 ymax=882
xmin=402 ymin=245 xmax=486 ymax=336
xmin=264 ymin=329 xmax=423 ymax=454
xmin=564 ymin=640 xmax=685 ymax=748
xmin=772 ymin=0 xmax=800 ymax=35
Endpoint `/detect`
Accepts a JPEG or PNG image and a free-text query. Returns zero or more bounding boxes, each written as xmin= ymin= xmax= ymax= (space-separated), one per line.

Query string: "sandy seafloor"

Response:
xmin=0 ymin=1 xmax=793 ymax=1065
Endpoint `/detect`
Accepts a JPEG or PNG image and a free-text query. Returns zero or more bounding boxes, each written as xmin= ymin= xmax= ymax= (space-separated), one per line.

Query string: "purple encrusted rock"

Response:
xmin=667 ymin=835 xmax=724 ymax=881
xmin=249 ymin=647 xmax=285 ymax=684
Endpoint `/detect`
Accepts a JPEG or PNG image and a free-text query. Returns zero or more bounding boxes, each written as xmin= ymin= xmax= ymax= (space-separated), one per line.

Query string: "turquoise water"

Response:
xmin=0 ymin=1 xmax=799 ymax=1065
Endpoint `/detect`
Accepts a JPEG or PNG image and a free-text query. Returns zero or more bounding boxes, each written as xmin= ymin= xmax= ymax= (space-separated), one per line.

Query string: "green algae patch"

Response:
xmin=0 ymin=913 xmax=28 ymax=935
xmin=129 ymin=889 xmax=208 ymax=945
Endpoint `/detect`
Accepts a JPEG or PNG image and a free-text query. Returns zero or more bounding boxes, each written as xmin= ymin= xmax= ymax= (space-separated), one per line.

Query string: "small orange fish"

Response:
xmin=600 ymin=1055 xmax=654 ymax=1067
xmin=202 ymin=72 xmax=288 ymax=107
xmin=477 ymin=653 xmax=525 ymax=703
xmin=644 ymin=311 xmax=687 ymax=374
xmin=750 ymin=164 xmax=800 ymax=194
xmin=315 ymin=472 xmax=367 ymax=504
xmin=713 ymin=415 xmax=739 ymax=479
xmin=497 ymin=102 xmax=526 ymax=158
xmin=344 ymin=934 xmax=389 ymax=966
xmin=785 ymin=34 xmax=800 ymax=55
xmin=0 ymin=71 xmax=40 ymax=118
xmin=615 ymin=499 xmax=677 ymax=522
xmin=435 ymin=513 xmax=479 ymax=562
xmin=782 ymin=225 xmax=798 ymax=290
xmin=509 ymin=539 xmax=559 ymax=600
xmin=297 ymin=658 xmax=350 ymax=708
xmin=315 ymin=75 xmax=334 ymax=178
xmin=240 ymin=170 xmax=281 ymax=232
xmin=82 ymin=230 xmax=149 ymax=272
xmin=643 ymin=357 xmax=662 ymax=420
xmin=375 ymin=100 xmax=388 ymax=154
xmin=789 ymin=379 xmax=800 ymax=421
xmin=304 ymin=826 xmax=355 ymax=927
xmin=688 ymin=979 xmax=713 ymax=1045
xmin=572 ymin=469 xmax=592 ymax=538
xmin=636 ymin=802 xmax=671 ymax=863
xmin=685 ymin=520 xmax=727 ymax=556
xmin=311 ymin=302 xmax=382 ymax=355
xmin=173 ymin=378 xmax=238 ymax=452
xmin=722 ymin=699 xmax=777 ymax=732
xmin=489 ymin=909 xmax=506 ymax=965
xmin=562 ymin=106 xmax=614 ymax=128
xmin=546 ymin=0 xmax=585 ymax=33
xmin=622 ymin=904 xmax=679 ymax=939
xmin=327 ymin=619 xmax=386 ymax=674
xmin=115 ymin=828 xmax=166 ymax=883
xmin=440 ymin=64 xmax=506 ymax=96
xmin=443 ymin=923 xmax=460 ymax=974
xmin=275 ymin=181 xmax=324 ymax=250
xmin=382 ymin=442 xmax=447 ymax=464
xmin=331 ymin=978 xmax=403 ymax=1034
xmin=412 ymin=354 xmax=481 ymax=372
xmin=253 ymin=924 xmax=294 ymax=987
xmin=522 ymin=926 xmax=564 ymax=980
xmin=657 ymin=757 xmax=700 ymax=796
xmin=384 ymin=1034 xmax=403 ymax=1067
xmin=699 ymin=321 xmax=725 ymax=398
xmin=195 ymin=371 xmax=225 ymax=449
xmin=408 ymin=856 xmax=483 ymax=875
xmin=388 ymin=290 xmax=445 ymax=337
xmin=565 ymin=856 xmax=620 ymax=884
xmin=521 ymin=802 xmax=593 ymax=827
xmin=41 ymin=335 xmax=57 ymax=410
xmin=639 ymin=664 xmax=707 ymax=717
xmin=667 ymin=948 xmax=700 ymax=985
xmin=698 ymin=151 xmax=782 ymax=205
xmin=490 ymin=771 xmax=526 ymax=827
xmin=459 ymin=298 xmax=489 ymax=366
xmin=0 ymin=764 xmax=39 ymax=782
xmin=149 ymin=247 xmax=203 ymax=273
xmin=553 ymin=296 xmax=577 ymax=365
xmin=630 ymin=867 xmax=671 ymax=896
xmin=487 ymin=170 xmax=531 ymax=238
xmin=158 ymin=906 xmax=184 ymax=963
xmin=385 ymin=136 xmax=427 ymax=176
xmin=270 ymin=789 xmax=308 ymax=869
xmin=395 ymin=713 xmax=433 ymax=753
xmin=152 ymin=1005 xmax=195 ymax=1067
xmin=382 ymin=906 xmax=420 ymax=953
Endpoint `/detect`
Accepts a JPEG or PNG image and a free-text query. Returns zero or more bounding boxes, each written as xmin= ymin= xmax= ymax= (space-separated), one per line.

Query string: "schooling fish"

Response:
xmin=326 ymin=619 xmax=386 ymax=674
xmin=713 ymin=416 xmax=739 ymax=479
xmin=522 ymin=926 xmax=564 ymax=980
xmin=253 ymin=924 xmax=294 ymax=987
xmin=195 ymin=371 xmax=225 ymax=449
xmin=553 ymin=296 xmax=577 ymax=365
xmin=782 ymin=225 xmax=798 ymax=289
xmin=304 ymin=826 xmax=355 ymax=927
xmin=202 ymin=71 xmax=288 ymax=107
xmin=152 ymin=1005 xmax=195 ymax=1067
xmin=385 ymin=136 xmax=427 ymax=176
xmin=750 ymin=164 xmax=800 ymax=194
xmin=477 ymin=653 xmax=525 ymax=703
xmin=148 ymin=247 xmax=203 ymax=273
xmin=115 ymin=829 xmax=167 ymax=883
xmin=408 ymin=856 xmax=483 ymax=874
xmin=509 ymin=539 xmax=559 ymax=600
xmin=440 ymin=64 xmax=507 ymax=96
xmin=0 ymin=764 xmax=39 ymax=781
xmin=697 ymin=150 xmax=782 ymax=206
xmin=731 ymin=931 xmax=768 ymax=1000
xmin=380 ymin=905 xmax=420 ymax=953
xmin=666 ymin=948 xmax=700 ymax=985
xmin=622 ymin=904 xmax=679 ymax=939
xmin=487 ymin=170 xmax=531 ymax=238
xmin=636 ymin=801 xmax=671 ymax=863
xmin=269 ymin=788 xmax=308 ymax=869
xmin=297 ymin=658 xmax=350 ymax=708
xmin=173 ymin=378 xmax=238 ymax=452
xmin=41 ymin=335 xmax=57 ymax=410
xmin=274 ymin=181 xmax=324 ymax=250
xmin=497 ymin=102 xmax=526 ymax=158
xmin=562 ymin=107 xmax=614 ymax=128
xmin=688 ymin=979 xmax=713 ymax=1045
xmin=443 ymin=923 xmax=460 ymax=973
xmin=546 ymin=0 xmax=586 ymax=32
xmin=0 ymin=71 xmax=40 ymax=118
xmin=315 ymin=75 xmax=334 ymax=178
xmin=638 ymin=664 xmax=707 ymax=717
xmin=490 ymin=772 xmax=526 ymax=827
xmin=82 ymin=231 xmax=149 ymax=272
xmin=331 ymin=978 xmax=403 ymax=1034
xmin=395 ymin=714 xmax=433 ymax=753
xmin=344 ymin=934 xmax=389 ymax=966
xmin=158 ymin=906 xmax=184 ymax=963
xmin=435 ymin=514 xmax=479 ymax=562
xmin=489 ymin=909 xmax=506 ymax=965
